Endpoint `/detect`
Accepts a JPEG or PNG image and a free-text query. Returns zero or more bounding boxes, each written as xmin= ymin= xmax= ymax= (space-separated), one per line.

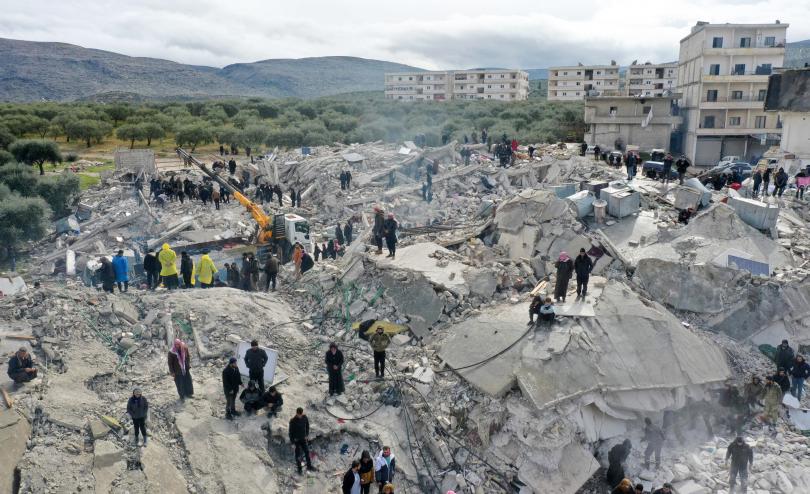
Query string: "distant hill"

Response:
xmin=0 ymin=38 xmax=424 ymax=102
xmin=785 ymin=39 xmax=810 ymax=67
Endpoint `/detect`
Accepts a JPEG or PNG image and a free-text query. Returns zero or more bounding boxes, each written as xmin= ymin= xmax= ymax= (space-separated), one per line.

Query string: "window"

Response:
xmin=408 ymin=77 xmax=413 ymax=81
xmin=709 ymin=64 xmax=720 ymax=75
xmin=739 ymin=37 xmax=751 ymax=48
xmin=609 ymin=106 xmax=618 ymax=115
xmin=563 ymin=92 xmax=567 ymax=96
xmin=712 ymin=37 xmax=723 ymax=48
xmin=596 ymin=71 xmax=601 ymax=75
xmin=642 ymin=106 xmax=651 ymax=114
xmin=734 ymin=64 xmax=746 ymax=75
xmin=755 ymin=116 xmax=767 ymax=128
xmin=731 ymin=91 xmax=743 ymax=100
xmin=703 ymin=116 xmax=716 ymax=128
xmin=764 ymin=36 xmax=776 ymax=47
xmin=729 ymin=117 xmax=741 ymax=126
xmin=575 ymin=92 xmax=580 ymax=96
xmin=563 ymin=71 xmax=568 ymax=75
xmin=500 ymin=85 xmax=504 ymax=88
xmin=757 ymin=89 xmax=767 ymax=101
xmin=577 ymin=71 xmax=582 ymax=75
xmin=398 ymin=77 xmax=402 ymax=81
xmin=576 ymin=81 xmax=580 ymax=86
xmin=706 ymin=90 xmax=718 ymax=102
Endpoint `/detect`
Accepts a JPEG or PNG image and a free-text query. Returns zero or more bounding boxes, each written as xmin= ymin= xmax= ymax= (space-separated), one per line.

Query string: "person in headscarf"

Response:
xmin=554 ymin=251 xmax=574 ymax=303
xmin=96 ymin=256 xmax=116 ymax=293
xmin=359 ymin=450 xmax=375 ymax=494
xmin=167 ymin=339 xmax=194 ymax=400
xmin=383 ymin=213 xmax=398 ymax=259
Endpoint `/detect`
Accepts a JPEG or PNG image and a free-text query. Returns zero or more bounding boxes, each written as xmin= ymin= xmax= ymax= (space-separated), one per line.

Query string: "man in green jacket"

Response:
xmin=369 ymin=326 xmax=392 ymax=379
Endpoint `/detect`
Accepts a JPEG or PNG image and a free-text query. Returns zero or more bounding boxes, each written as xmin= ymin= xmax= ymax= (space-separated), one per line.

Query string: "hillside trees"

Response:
xmin=9 ymin=139 xmax=63 ymax=175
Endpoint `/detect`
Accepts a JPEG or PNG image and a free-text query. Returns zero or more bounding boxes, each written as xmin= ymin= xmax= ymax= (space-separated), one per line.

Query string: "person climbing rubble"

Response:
xmin=369 ymin=326 xmax=392 ymax=378
xmin=762 ymin=376 xmax=782 ymax=425
xmin=126 ymin=388 xmax=148 ymax=447
xmin=168 ymin=338 xmax=194 ymax=400
xmin=112 ymin=250 xmax=129 ymax=292
xmin=143 ymin=248 xmax=160 ymax=290
xmin=222 ymin=357 xmax=242 ymax=420
xmin=97 ymin=256 xmax=116 ymax=293
xmin=742 ymin=375 xmax=764 ymax=413
xmin=726 ymin=436 xmax=753 ymax=494
xmin=374 ymin=446 xmax=396 ymax=494
xmin=7 ymin=347 xmax=37 ymax=387
xmin=554 ymin=251 xmax=574 ymax=303
xmin=342 ymin=460 xmax=362 ymax=494
xmin=263 ymin=386 xmax=283 ymax=417
xmin=196 ymin=250 xmax=217 ymax=288
xmin=158 ymin=243 xmax=179 ymax=289
xmin=383 ymin=213 xmax=398 ymax=259
xmin=606 ymin=439 xmax=632 ymax=489
xmin=264 ymin=252 xmax=279 ymax=291
xmin=642 ymin=417 xmax=665 ymax=470
xmin=289 ymin=407 xmax=316 ymax=474
xmin=573 ymin=248 xmax=593 ymax=301
xmin=180 ymin=251 xmax=195 ymax=289
xmin=239 ymin=380 xmax=264 ymax=415
xmin=325 ymin=342 xmax=345 ymax=396
xmin=775 ymin=339 xmax=795 ymax=373
xmin=373 ymin=207 xmax=385 ymax=255
xmin=789 ymin=354 xmax=810 ymax=401
xmin=245 ymin=339 xmax=269 ymax=393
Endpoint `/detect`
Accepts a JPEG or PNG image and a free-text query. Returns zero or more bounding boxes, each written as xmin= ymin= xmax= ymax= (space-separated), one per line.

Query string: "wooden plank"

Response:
xmin=2 ymin=335 xmax=36 ymax=341
xmin=1 ymin=387 xmax=13 ymax=408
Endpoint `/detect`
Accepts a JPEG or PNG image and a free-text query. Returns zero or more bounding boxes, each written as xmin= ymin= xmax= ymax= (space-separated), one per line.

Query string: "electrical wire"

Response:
xmin=433 ymin=324 xmax=534 ymax=374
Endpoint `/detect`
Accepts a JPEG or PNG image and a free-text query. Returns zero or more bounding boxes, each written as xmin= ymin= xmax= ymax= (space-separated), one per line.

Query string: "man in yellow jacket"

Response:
xmin=158 ymin=243 xmax=179 ymax=290
xmin=197 ymin=250 xmax=218 ymax=288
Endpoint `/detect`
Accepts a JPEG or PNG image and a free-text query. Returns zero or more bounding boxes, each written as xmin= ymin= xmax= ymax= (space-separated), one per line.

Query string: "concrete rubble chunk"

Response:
xmin=111 ymin=299 xmax=139 ymax=324
xmin=88 ymin=418 xmax=111 ymax=439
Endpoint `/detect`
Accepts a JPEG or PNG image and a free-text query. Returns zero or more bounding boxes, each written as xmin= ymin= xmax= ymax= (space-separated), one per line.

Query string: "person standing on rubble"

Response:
xmin=774 ymin=167 xmax=789 ymax=198
xmin=301 ymin=249 xmax=314 ymax=274
xmin=606 ymin=439 xmax=632 ymax=489
xmin=762 ymin=167 xmax=772 ymax=197
xmin=112 ymin=250 xmax=129 ymax=293
xmin=245 ymin=340 xmax=269 ymax=393
xmin=143 ymin=248 xmax=160 ymax=290
xmin=228 ymin=158 xmax=237 ymax=175
xmin=289 ymin=187 xmax=296 ymax=206
xmin=97 ymin=257 xmax=116 ymax=293
xmin=325 ymin=342 xmax=345 ymax=396
xmin=292 ymin=243 xmax=303 ymax=278
xmin=675 ymin=155 xmax=690 ymax=185
xmin=296 ymin=190 xmax=302 ymax=208
xmin=789 ymin=355 xmax=810 ymax=402
xmin=289 ymin=407 xmax=316 ymax=473
xmin=374 ymin=447 xmax=397 ymax=494
xmin=264 ymin=253 xmax=279 ymax=291
xmin=180 ymin=252 xmax=195 ymax=289
xmin=358 ymin=450 xmax=375 ymax=494
xmin=344 ymin=221 xmax=353 ymax=245
xmin=625 ymin=152 xmax=637 ymax=180
xmin=553 ymin=252 xmax=574 ymax=303
xmin=752 ymin=169 xmax=763 ymax=198
xmin=726 ymin=436 xmax=753 ymax=493
xmin=775 ymin=340 xmax=795 ymax=371
xmin=248 ymin=253 xmax=260 ymax=290
xmin=642 ymin=417 xmax=665 ymax=470
xmin=168 ymin=338 xmax=194 ymax=400
xmin=773 ymin=368 xmax=791 ymax=395
xmin=159 ymin=243 xmax=179 ymax=289
xmin=383 ymin=213 xmax=398 ymax=259
xmin=742 ymin=375 xmax=764 ymax=414
xmin=369 ymin=326 xmax=392 ymax=378
xmin=580 ymin=142 xmax=587 ymax=156
xmin=212 ymin=187 xmax=221 ymax=210
xmin=762 ymin=376 xmax=782 ymax=425
xmin=346 ymin=170 xmax=352 ymax=189
xmin=197 ymin=250 xmax=217 ymax=288
xmin=222 ymin=357 xmax=242 ymax=420
xmin=342 ymin=460 xmax=362 ymax=494
xmin=340 ymin=171 xmax=347 ymax=190
xmin=573 ymin=248 xmax=593 ymax=301
xmin=662 ymin=153 xmax=674 ymax=185
xmin=593 ymin=145 xmax=601 ymax=161
xmin=127 ymin=388 xmax=149 ymax=446
xmin=336 ymin=223 xmax=345 ymax=245
xmin=372 ymin=207 xmax=385 ymax=255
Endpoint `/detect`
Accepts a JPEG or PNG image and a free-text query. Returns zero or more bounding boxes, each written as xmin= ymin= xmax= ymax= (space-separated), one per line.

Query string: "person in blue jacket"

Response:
xmin=112 ymin=250 xmax=129 ymax=292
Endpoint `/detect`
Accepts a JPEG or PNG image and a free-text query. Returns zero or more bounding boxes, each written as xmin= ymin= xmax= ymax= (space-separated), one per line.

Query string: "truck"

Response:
xmin=176 ymin=148 xmax=312 ymax=262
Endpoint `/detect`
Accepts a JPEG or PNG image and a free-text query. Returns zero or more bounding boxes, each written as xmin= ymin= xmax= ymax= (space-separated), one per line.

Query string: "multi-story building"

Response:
xmin=548 ymin=65 xmax=621 ymax=101
xmin=384 ymin=69 xmax=529 ymax=102
xmin=677 ymin=21 xmax=788 ymax=166
xmin=583 ymin=94 xmax=683 ymax=151
xmin=626 ymin=62 xmax=678 ymax=97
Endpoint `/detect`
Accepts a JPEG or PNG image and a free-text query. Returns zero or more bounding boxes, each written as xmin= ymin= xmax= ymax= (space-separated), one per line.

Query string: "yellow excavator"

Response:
xmin=176 ymin=148 xmax=312 ymax=261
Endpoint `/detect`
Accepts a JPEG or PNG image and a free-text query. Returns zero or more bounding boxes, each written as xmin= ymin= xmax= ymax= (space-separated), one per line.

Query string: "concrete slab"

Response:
xmin=381 ymin=272 xmax=443 ymax=339
xmin=373 ymin=242 xmax=474 ymax=297
xmin=89 ymin=418 xmax=110 ymax=439
xmin=112 ymin=299 xmax=139 ymax=324
xmin=0 ymin=409 xmax=30 ymax=494
xmin=141 ymin=441 xmax=191 ymax=493
xmin=94 ymin=439 xmax=125 ymax=493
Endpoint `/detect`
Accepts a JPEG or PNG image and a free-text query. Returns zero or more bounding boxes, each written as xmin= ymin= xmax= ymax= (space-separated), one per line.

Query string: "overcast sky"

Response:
xmin=1 ymin=0 xmax=806 ymax=69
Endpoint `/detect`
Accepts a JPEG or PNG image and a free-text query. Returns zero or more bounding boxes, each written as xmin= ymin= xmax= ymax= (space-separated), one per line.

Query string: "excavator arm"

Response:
xmin=176 ymin=148 xmax=275 ymax=243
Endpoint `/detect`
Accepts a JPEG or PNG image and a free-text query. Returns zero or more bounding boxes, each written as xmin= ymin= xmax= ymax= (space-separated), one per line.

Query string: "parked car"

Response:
xmin=717 ymin=155 xmax=741 ymax=167
xmin=650 ymin=149 xmax=667 ymax=161
xmin=701 ymin=162 xmax=753 ymax=184
xmin=642 ymin=161 xmax=679 ymax=180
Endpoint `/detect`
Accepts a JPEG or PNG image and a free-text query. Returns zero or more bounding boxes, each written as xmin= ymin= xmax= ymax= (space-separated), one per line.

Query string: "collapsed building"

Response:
xmin=1 ymin=139 xmax=810 ymax=494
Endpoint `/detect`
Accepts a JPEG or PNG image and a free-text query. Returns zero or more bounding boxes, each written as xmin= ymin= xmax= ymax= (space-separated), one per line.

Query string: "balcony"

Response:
xmin=702 ymin=70 xmax=771 ymax=83
xmin=703 ymin=41 xmax=786 ymax=56
xmin=699 ymin=95 xmax=766 ymax=109
xmin=696 ymin=125 xmax=782 ymax=136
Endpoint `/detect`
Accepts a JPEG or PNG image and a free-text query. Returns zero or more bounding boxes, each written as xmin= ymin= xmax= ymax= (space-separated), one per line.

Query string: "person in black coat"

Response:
xmin=325 ymin=343 xmax=345 ymax=395
xmin=772 ymin=368 xmax=791 ymax=395
xmin=342 ymin=460 xmax=361 ymax=494
xmin=143 ymin=248 xmax=161 ymax=290
xmin=289 ymin=408 xmax=316 ymax=473
xmin=554 ymin=252 xmax=574 ymax=302
xmin=7 ymin=347 xmax=37 ymax=385
xmin=301 ymin=251 xmax=314 ymax=274
xmin=96 ymin=257 xmax=116 ymax=293
xmin=222 ymin=357 xmax=242 ymax=419
xmin=606 ymin=439 xmax=632 ymax=489
xmin=244 ymin=340 xmax=269 ymax=393
xmin=382 ymin=214 xmax=398 ymax=259
xmin=126 ymin=388 xmax=149 ymax=446
xmin=239 ymin=380 xmax=263 ymax=415
xmin=263 ymin=386 xmax=283 ymax=417
xmin=335 ymin=223 xmax=345 ymax=245
xmin=775 ymin=340 xmax=795 ymax=371
xmin=344 ymin=221 xmax=353 ymax=245
xmin=574 ymin=248 xmax=594 ymax=300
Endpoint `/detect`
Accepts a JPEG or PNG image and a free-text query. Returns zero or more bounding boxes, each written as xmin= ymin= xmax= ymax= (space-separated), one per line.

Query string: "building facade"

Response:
xmin=765 ymin=68 xmax=810 ymax=159
xmin=548 ymin=65 xmax=621 ymax=101
xmin=677 ymin=21 xmax=788 ymax=166
xmin=384 ymin=69 xmax=529 ymax=102
xmin=583 ymin=95 xmax=683 ymax=151
xmin=626 ymin=63 xmax=678 ymax=97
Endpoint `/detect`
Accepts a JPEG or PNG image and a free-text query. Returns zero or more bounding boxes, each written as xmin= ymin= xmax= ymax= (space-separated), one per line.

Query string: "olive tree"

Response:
xmin=9 ymin=139 xmax=63 ymax=175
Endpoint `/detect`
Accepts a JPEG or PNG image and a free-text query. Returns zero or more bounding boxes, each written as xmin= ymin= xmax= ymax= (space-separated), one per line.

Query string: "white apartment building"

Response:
xmin=548 ymin=65 xmax=620 ymax=101
xmin=677 ymin=21 xmax=788 ymax=166
xmin=626 ymin=62 xmax=678 ymax=97
xmin=384 ymin=69 xmax=529 ymax=102
xmin=765 ymin=68 xmax=810 ymax=159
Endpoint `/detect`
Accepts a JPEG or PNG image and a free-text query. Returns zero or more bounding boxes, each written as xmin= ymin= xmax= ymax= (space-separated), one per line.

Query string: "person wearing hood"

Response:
xmin=606 ymin=439 xmax=632 ymax=489
xmin=97 ymin=257 xmax=116 ymax=293
xmin=775 ymin=340 xmax=795 ymax=371
xmin=726 ymin=436 xmax=753 ymax=493
xmin=127 ymin=388 xmax=149 ymax=446
xmin=372 ymin=207 xmax=385 ymax=255
xmin=239 ymin=380 xmax=263 ymax=415
xmin=383 ymin=213 xmax=398 ymax=259
xmin=374 ymin=446 xmax=396 ymax=493
xmin=344 ymin=221 xmax=353 ymax=245
xmin=222 ymin=357 xmax=242 ymax=419
xmin=158 ymin=243 xmax=179 ymax=289
xmin=789 ymin=354 xmax=810 ymax=401
xmin=197 ymin=250 xmax=217 ymax=288
xmin=143 ymin=248 xmax=161 ymax=290
xmin=180 ymin=252 xmax=195 ymax=288
xmin=112 ymin=250 xmax=129 ymax=292
xmin=573 ymin=248 xmax=593 ymax=301
xmin=359 ymin=450 xmax=375 ymax=494
xmin=774 ymin=167 xmax=788 ymax=197
xmin=554 ymin=252 xmax=574 ymax=303
xmin=168 ymin=338 xmax=194 ymax=400
xmin=342 ymin=460 xmax=362 ymax=494
xmin=325 ymin=342 xmax=345 ymax=396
